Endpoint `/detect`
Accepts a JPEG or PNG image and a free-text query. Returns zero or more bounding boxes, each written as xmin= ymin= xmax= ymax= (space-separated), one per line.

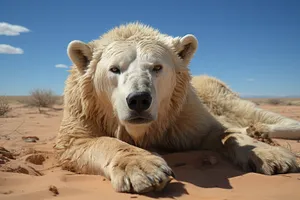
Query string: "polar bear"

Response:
xmin=54 ymin=22 xmax=300 ymax=194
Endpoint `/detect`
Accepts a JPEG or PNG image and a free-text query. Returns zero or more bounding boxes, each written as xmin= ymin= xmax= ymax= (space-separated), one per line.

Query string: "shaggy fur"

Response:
xmin=54 ymin=22 xmax=300 ymax=194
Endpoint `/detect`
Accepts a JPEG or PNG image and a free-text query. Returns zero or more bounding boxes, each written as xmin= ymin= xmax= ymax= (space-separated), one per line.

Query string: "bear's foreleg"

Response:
xmin=220 ymin=132 xmax=299 ymax=175
xmin=55 ymin=136 xmax=174 ymax=193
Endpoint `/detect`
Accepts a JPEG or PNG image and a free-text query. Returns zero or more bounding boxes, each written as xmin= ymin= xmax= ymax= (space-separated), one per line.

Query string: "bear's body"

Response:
xmin=55 ymin=23 xmax=300 ymax=193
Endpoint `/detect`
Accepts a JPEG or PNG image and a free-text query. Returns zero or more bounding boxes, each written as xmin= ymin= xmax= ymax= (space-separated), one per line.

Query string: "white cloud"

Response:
xmin=0 ymin=22 xmax=30 ymax=36
xmin=246 ymin=78 xmax=255 ymax=82
xmin=55 ymin=64 xmax=69 ymax=68
xmin=0 ymin=44 xmax=24 ymax=54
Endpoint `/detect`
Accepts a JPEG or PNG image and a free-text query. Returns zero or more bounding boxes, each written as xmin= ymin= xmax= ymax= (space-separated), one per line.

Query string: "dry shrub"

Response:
xmin=267 ymin=98 xmax=281 ymax=105
xmin=0 ymin=97 xmax=11 ymax=116
xmin=27 ymin=89 xmax=57 ymax=108
xmin=55 ymin=96 xmax=64 ymax=106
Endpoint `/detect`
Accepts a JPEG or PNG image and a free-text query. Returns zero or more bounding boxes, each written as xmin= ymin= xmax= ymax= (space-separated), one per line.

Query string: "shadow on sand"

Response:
xmin=143 ymin=150 xmax=245 ymax=199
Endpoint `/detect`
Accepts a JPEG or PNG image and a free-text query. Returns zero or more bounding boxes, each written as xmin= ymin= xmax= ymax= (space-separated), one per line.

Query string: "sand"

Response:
xmin=1 ymin=103 xmax=300 ymax=200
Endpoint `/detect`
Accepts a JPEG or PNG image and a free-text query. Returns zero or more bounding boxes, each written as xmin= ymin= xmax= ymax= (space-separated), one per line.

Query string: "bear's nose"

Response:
xmin=126 ymin=92 xmax=152 ymax=113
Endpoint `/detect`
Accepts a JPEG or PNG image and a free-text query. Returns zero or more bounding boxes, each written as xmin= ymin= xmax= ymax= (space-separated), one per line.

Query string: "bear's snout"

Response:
xmin=126 ymin=91 xmax=152 ymax=113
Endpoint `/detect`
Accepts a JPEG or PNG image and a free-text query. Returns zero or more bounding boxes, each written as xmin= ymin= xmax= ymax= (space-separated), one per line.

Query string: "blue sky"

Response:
xmin=0 ymin=0 xmax=299 ymax=97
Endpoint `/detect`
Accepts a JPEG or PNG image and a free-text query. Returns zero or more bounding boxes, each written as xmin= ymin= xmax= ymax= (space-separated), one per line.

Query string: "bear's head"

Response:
xmin=66 ymin=23 xmax=197 ymax=136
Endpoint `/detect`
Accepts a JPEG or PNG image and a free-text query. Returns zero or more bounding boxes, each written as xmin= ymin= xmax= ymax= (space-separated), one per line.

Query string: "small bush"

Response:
xmin=267 ymin=98 xmax=281 ymax=105
xmin=0 ymin=97 xmax=11 ymax=116
xmin=27 ymin=89 xmax=57 ymax=108
xmin=55 ymin=96 xmax=64 ymax=105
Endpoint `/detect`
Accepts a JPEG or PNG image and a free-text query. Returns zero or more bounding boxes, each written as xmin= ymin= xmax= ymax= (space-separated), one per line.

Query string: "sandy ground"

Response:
xmin=1 ymin=103 xmax=300 ymax=200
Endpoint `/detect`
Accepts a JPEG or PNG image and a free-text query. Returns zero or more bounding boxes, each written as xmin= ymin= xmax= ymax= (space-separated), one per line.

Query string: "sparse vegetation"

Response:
xmin=55 ymin=96 xmax=64 ymax=106
xmin=246 ymin=98 xmax=300 ymax=106
xmin=26 ymin=89 xmax=58 ymax=112
xmin=267 ymin=98 xmax=281 ymax=105
xmin=0 ymin=97 xmax=11 ymax=116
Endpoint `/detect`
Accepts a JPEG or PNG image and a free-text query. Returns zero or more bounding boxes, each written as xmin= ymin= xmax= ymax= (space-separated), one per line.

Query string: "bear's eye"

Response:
xmin=153 ymin=65 xmax=163 ymax=73
xmin=109 ymin=66 xmax=121 ymax=74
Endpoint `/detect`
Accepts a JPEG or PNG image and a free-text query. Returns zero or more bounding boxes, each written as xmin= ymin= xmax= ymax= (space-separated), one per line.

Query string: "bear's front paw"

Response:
xmin=247 ymin=146 xmax=299 ymax=175
xmin=110 ymin=152 xmax=174 ymax=193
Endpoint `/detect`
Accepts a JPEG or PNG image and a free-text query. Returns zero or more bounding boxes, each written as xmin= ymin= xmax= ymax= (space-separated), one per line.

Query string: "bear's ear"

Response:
xmin=176 ymin=34 xmax=198 ymax=65
xmin=67 ymin=40 xmax=92 ymax=73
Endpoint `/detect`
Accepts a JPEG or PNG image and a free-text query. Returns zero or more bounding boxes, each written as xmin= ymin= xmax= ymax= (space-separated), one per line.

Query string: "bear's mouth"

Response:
xmin=126 ymin=116 xmax=153 ymax=125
